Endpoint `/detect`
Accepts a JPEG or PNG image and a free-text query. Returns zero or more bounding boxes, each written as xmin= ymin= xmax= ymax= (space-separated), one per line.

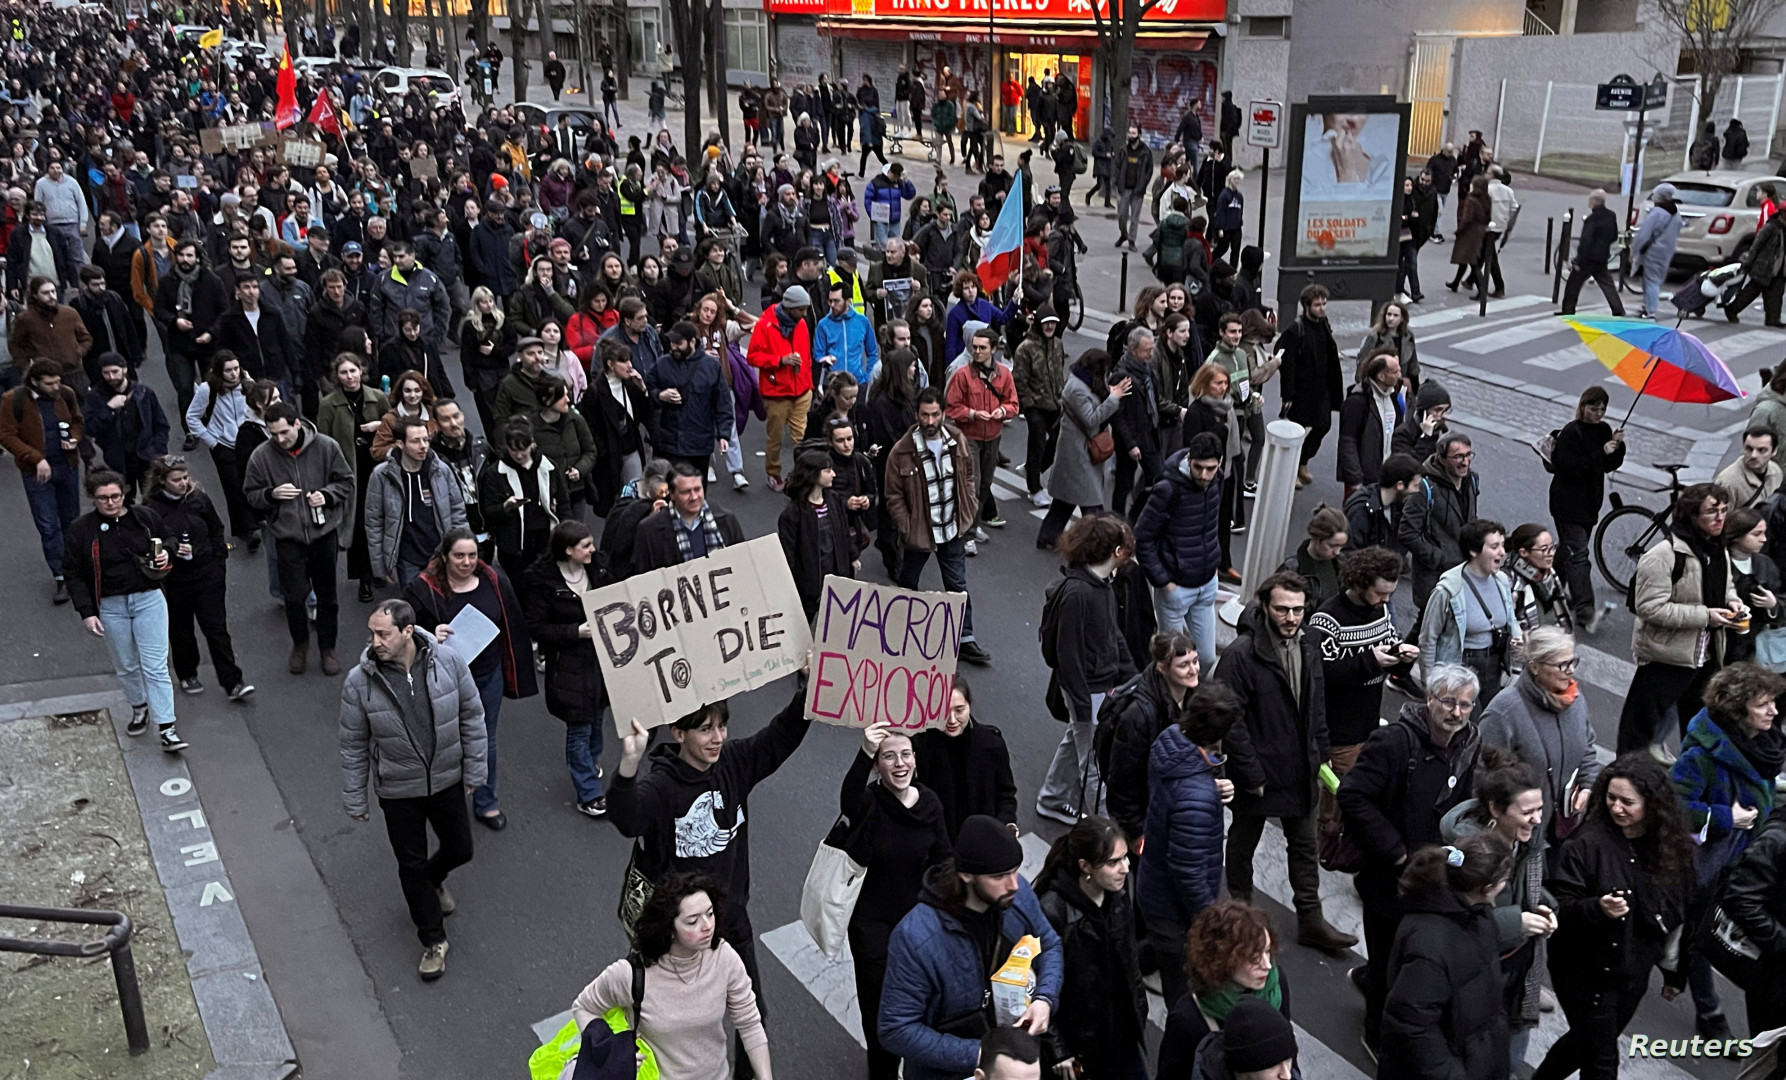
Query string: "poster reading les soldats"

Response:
xmin=806 ymin=577 xmax=967 ymax=731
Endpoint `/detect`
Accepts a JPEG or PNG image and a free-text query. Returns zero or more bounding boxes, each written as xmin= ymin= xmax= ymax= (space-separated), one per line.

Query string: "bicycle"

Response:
xmin=1592 ymin=461 xmax=1687 ymax=596
xmin=1052 ymin=222 xmax=1086 ymax=331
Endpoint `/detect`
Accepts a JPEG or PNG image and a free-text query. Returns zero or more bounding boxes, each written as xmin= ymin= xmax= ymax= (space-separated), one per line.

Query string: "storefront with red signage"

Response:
xmin=765 ymin=0 xmax=1221 ymax=145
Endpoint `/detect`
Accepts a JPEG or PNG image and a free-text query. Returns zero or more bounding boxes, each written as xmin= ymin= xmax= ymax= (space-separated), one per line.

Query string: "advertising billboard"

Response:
xmin=1280 ymin=96 xmax=1410 ymax=269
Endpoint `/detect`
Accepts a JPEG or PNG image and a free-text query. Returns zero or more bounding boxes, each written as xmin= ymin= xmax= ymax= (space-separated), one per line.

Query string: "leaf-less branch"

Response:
xmin=1090 ymin=0 xmax=1163 ymax=142
xmin=1652 ymin=0 xmax=1786 ymax=121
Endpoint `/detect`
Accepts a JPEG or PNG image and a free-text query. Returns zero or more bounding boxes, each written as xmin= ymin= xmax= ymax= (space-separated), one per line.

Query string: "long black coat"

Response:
xmin=1548 ymin=418 xmax=1625 ymax=527
xmin=521 ymin=557 xmax=614 ymax=720
xmin=1213 ymin=603 xmax=1331 ymax=818
xmin=910 ymin=722 xmax=1018 ymax=839
xmin=1379 ymin=888 xmax=1510 ymax=1080
xmin=1037 ymin=866 xmax=1148 ymax=1068
xmin=632 ymin=503 xmax=747 ymax=573
xmin=1275 ymin=314 xmax=1342 ymax=426
xmin=777 ymin=491 xmax=855 ymax=617
xmin=580 ymin=377 xmax=652 ymax=517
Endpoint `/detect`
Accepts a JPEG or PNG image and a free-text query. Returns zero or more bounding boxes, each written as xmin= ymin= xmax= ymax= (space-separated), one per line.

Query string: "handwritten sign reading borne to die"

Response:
xmin=806 ymin=577 xmax=966 ymax=731
xmin=582 ymin=536 xmax=812 ymax=734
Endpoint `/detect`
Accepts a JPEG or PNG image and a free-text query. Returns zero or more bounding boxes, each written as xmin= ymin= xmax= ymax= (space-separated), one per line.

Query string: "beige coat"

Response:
xmin=1630 ymin=534 xmax=1738 ymax=668
xmin=1713 ymin=458 xmax=1782 ymax=511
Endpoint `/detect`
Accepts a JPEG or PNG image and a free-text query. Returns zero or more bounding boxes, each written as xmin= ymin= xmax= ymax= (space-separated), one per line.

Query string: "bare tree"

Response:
xmin=1087 ymin=0 xmax=1161 ymax=141
xmin=664 ymin=0 xmax=707 ymax=160
xmin=1654 ymin=0 xmax=1786 ymax=119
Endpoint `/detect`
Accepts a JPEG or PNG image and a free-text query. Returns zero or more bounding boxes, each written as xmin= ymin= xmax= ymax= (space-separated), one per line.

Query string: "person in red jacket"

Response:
xmin=945 ymin=327 xmax=1019 ymax=539
xmin=746 ymin=283 xmax=816 ymax=491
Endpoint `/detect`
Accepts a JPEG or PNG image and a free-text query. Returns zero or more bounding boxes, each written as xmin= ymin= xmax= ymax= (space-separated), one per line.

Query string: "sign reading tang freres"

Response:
xmin=806 ymin=576 xmax=967 ymax=730
xmin=581 ymin=536 xmax=811 ymax=733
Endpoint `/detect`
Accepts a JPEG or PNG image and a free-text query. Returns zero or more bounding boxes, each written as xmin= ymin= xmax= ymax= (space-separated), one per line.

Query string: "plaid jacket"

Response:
xmin=884 ymin=420 xmax=977 ymax=552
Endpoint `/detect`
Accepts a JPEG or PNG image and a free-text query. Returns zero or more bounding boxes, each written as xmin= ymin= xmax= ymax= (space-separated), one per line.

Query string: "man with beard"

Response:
xmin=1276 ymin=283 xmax=1343 ymax=490
xmin=339 ymin=241 xmax=374 ymax=307
xmin=645 ymin=321 xmax=733 ymax=474
xmin=870 ymin=236 xmax=930 ymax=323
xmin=370 ymin=240 xmax=451 ymax=352
xmin=71 ymin=264 xmax=144 ymax=383
xmin=11 ymin=272 xmax=95 ymax=394
xmin=83 ymin=354 xmax=168 ymax=500
xmin=0 ymin=360 xmax=86 ymax=605
xmin=885 ymin=387 xmax=993 ymax=664
xmin=7 ymin=201 xmax=73 ymax=302
xmin=154 ymin=241 xmax=229 ymax=445
xmin=879 ymin=815 xmax=1061 ymax=1080
xmin=1114 ymin=126 xmax=1153 ymax=250
xmin=212 ymin=274 xmax=294 ymax=387
xmin=294 ymin=225 xmax=340 ymax=291
xmin=429 ymin=398 xmax=489 ymax=554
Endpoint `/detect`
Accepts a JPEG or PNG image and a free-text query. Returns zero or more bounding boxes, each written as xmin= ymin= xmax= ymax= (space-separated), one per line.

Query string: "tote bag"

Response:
xmin=800 ymin=814 xmax=868 ymax=957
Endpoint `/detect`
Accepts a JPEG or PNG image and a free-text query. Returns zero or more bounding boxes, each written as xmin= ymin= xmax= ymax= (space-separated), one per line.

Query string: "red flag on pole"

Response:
xmin=306 ymin=89 xmax=340 ymax=136
xmin=274 ymin=42 xmax=299 ymax=130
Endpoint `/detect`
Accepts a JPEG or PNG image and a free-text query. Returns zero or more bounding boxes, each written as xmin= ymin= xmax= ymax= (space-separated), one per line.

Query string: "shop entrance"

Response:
xmin=998 ymin=51 xmax=1085 ymax=137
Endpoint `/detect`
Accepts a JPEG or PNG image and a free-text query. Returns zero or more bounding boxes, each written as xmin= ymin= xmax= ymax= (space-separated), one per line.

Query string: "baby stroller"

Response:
xmin=1669 ymin=261 xmax=1746 ymax=322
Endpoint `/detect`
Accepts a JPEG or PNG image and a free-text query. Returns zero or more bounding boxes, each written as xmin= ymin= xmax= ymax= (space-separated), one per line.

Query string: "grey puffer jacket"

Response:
xmin=339 ymin=628 xmax=487 ymax=818
xmin=364 ymin=448 xmax=469 ymax=582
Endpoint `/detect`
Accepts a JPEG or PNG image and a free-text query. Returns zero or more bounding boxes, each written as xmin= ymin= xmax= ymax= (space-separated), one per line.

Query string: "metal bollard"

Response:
xmin=1552 ymin=209 xmax=1575 ymax=305
xmin=1545 ymin=217 xmax=1555 ymax=275
xmin=1119 ymin=252 xmax=1129 ymax=314
xmin=1220 ymin=419 xmax=1309 ymax=628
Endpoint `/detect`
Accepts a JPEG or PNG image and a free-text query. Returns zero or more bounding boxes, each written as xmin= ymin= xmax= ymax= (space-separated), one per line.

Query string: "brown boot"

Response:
xmin=288 ymin=643 xmax=307 ymax=675
xmin=1295 ymin=465 xmax=1313 ymax=489
xmin=1298 ymin=913 xmax=1359 ymax=954
xmin=320 ymin=650 xmax=341 ymax=677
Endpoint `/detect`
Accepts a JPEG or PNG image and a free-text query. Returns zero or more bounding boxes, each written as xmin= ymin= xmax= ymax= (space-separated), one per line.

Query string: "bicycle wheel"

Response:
xmin=1066 ymin=282 xmax=1085 ymax=331
xmin=1594 ymin=505 xmax=1664 ymax=596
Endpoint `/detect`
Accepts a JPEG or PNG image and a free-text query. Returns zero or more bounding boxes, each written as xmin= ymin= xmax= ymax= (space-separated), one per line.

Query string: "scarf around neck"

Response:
xmin=1196 ymin=963 xmax=1282 ymax=1024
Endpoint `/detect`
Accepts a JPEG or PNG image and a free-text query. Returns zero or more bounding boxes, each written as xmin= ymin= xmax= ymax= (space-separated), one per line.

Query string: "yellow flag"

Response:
xmin=198 ymin=28 xmax=223 ymax=49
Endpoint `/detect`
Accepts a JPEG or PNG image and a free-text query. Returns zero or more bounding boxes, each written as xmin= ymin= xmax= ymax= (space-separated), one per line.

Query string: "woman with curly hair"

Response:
xmin=568 ymin=872 xmax=773 ymax=1080
xmin=1534 ymin=753 xmax=1694 ymax=1080
xmin=1156 ymin=899 xmax=1293 ymax=1076
xmin=1670 ymin=660 xmax=1786 ymax=1039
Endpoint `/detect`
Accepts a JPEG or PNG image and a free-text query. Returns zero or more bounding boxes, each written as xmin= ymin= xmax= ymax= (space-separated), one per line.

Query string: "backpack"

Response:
xmin=1091 ymin=672 xmax=1149 ymax=781
xmin=1625 ymin=547 xmax=1690 ymax=615
xmin=1070 ymin=141 xmax=1089 ymax=176
xmin=1039 ymin=574 xmax=1069 ymax=670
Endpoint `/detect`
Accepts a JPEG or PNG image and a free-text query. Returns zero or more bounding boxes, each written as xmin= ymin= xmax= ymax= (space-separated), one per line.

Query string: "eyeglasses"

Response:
xmin=1447 ymin=451 xmax=1475 ymax=461
xmin=1537 ymin=658 xmax=1580 ymax=674
xmin=1268 ymin=605 xmax=1307 ymax=617
xmin=1434 ymin=696 xmax=1478 ymax=713
xmin=1525 ymin=544 xmax=1558 ymax=555
xmin=875 ymin=749 xmax=915 ymax=764
xmin=92 ymin=492 xmax=125 ymax=502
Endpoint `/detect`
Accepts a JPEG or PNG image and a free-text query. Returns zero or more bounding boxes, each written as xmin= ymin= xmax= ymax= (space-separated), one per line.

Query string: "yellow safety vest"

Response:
xmin=619 ymin=189 xmax=638 ymax=216
xmin=827 ymin=267 xmax=865 ymax=316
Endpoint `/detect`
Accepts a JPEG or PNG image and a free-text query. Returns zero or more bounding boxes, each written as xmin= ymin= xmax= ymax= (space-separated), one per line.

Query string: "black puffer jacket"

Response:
xmin=520 ymin=557 xmax=613 ymax=721
xmin=1379 ymin=887 xmax=1510 ymax=1080
xmin=1213 ymin=602 xmax=1330 ymax=819
xmin=1037 ymin=865 xmax=1148 ymax=1070
xmin=1100 ymin=666 xmax=1180 ymax=842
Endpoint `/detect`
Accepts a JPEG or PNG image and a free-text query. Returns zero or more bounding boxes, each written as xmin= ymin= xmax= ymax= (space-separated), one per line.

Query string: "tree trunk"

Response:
xmin=1701 ymin=69 xmax=1725 ymax=130
xmin=470 ymin=0 xmax=487 ymax=47
xmin=666 ymin=0 xmax=705 ymax=161
xmin=392 ymin=0 xmax=409 ymax=66
xmin=1106 ymin=8 xmax=1142 ymax=143
xmin=511 ymin=9 xmax=529 ymax=101
xmin=538 ymin=0 xmax=553 ymax=101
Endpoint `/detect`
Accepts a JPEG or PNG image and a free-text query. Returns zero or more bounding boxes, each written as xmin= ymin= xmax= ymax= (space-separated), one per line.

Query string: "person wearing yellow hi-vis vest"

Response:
xmin=567 ymin=873 xmax=771 ymax=1080
xmin=619 ymin=164 xmax=646 ymax=268
xmin=827 ymin=247 xmax=867 ymax=319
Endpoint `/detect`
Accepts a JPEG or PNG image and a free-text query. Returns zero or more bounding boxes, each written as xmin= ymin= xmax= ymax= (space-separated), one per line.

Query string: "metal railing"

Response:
xmin=1524 ymin=8 xmax=1558 ymax=35
xmin=0 ymin=903 xmax=149 ymax=1055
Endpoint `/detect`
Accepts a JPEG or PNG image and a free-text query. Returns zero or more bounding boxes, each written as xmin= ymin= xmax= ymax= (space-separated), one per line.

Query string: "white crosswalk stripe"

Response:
xmin=1412 ymin=294 xmax=1553 ymax=330
xmin=1452 ymin=319 xmax=1573 ymax=355
xmin=1707 ymin=328 xmax=1786 ymax=361
xmin=1523 ymin=344 xmax=1599 ymax=371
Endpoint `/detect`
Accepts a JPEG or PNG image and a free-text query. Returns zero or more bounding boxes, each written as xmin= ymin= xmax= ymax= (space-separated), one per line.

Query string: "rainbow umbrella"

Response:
xmin=1559 ymin=314 xmax=1745 ymax=425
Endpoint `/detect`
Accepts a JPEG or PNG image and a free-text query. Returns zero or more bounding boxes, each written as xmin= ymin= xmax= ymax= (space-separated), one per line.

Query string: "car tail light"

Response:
xmin=1709 ymin=214 xmax=1734 ymax=234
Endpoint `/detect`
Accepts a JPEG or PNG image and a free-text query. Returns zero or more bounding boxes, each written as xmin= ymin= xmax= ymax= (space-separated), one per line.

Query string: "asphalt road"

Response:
xmin=5 ymin=69 xmax=1783 ymax=1080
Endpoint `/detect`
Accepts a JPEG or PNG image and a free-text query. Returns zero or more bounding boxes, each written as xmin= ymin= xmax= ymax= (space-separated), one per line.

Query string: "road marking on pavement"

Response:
xmin=1451 ymin=318 xmax=1572 ymax=355
xmin=1705 ymin=327 xmax=1786 ymax=362
xmin=1523 ymin=344 xmax=1598 ymax=371
xmin=1715 ymin=371 xmax=1766 ymax=410
xmin=1410 ymin=294 xmax=1551 ymax=330
xmin=1576 ymin=643 xmax=1638 ymax=696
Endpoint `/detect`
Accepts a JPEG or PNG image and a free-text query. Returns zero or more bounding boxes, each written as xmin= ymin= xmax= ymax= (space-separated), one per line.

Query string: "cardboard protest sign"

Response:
xmin=805 ymin=577 xmax=966 ymax=731
xmin=218 ymin=122 xmax=265 ymax=150
xmin=411 ymin=155 xmax=438 ymax=179
xmin=582 ymin=535 xmax=810 ymax=733
xmin=279 ymin=135 xmax=324 ymax=168
xmin=197 ymin=127 xmax=225 ymax=154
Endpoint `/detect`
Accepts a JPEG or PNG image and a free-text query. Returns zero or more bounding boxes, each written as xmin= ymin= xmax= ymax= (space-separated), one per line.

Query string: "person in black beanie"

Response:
xmin=1195 ymin=994 xmax=1298 ymax=1079
xmin=880 ymin=814 xmax=1064 ymax=1080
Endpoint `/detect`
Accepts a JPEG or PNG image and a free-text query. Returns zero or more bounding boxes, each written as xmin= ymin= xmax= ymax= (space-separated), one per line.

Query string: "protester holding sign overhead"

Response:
xmin=609 ymin=674 xmax=813 ymax=1068
xmin=839 ymin=721 xmax=954 ymax=1080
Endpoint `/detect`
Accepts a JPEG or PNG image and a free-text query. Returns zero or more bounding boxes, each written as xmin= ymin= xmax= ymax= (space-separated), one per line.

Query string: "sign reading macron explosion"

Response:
xmin=805 ymin=577 xmax=967 ymax=731
xmin=582 ymin=536 xmax=812 ymax=732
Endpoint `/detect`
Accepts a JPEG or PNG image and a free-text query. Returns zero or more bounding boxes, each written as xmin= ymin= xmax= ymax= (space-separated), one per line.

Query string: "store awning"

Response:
xmin=814 ymin=18 xmax=1211 ymax=50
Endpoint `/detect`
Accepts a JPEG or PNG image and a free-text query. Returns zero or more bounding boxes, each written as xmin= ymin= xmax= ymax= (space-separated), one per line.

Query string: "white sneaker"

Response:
xmin=1031 ymin=490 xmax=1053 ymax=507
xmin=732 ymin=472 xmax=750 ymax=490
xmin=972 ymin=526 xmax=991 ymax=542
xmin=707 ymin=467 xmax=717 ymax=482
xmin=964 ymin=539 xmax=978 ymax=556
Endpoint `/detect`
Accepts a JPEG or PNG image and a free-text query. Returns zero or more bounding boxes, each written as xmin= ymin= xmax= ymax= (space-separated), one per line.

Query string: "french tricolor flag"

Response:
xmin=976 ymin=181 xmax=1025 ymax=296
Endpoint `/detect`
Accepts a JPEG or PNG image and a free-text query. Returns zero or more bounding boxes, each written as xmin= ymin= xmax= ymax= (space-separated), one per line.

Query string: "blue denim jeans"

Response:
xmin=471 ymin=664 xmax=504 ymax=816
xmin=22 ymin=466 xmax=81 ymax=577
xmin=566 ymin=721 xmax=605 ymax=803
xmin=896 ymin=535 xmax=975 ymax=639
xmin=98 ymin=590 xmax=177 ymax=730
xmin=811 ymin=227 xmax=838 ymax=265
xmin=1153 ymin=575 xmax=1218 ymax=670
